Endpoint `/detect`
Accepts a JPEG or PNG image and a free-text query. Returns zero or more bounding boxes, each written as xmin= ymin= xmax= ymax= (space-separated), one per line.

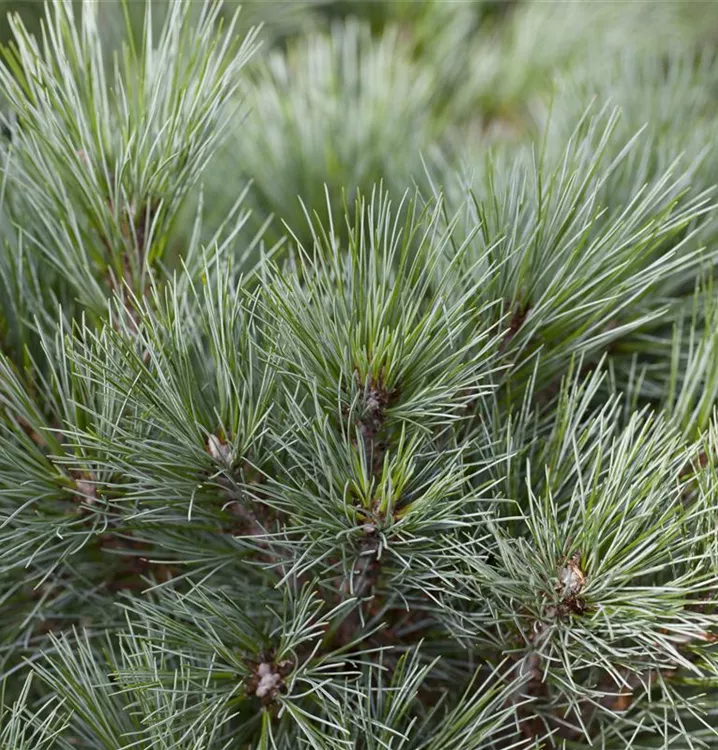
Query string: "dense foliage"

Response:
xmin=2 ymin=1 xmax=718 ymax=748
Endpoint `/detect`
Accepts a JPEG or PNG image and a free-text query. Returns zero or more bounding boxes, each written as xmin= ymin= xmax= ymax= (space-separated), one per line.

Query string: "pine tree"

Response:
xmin=2 ymin=1 xmax=718 ymax=748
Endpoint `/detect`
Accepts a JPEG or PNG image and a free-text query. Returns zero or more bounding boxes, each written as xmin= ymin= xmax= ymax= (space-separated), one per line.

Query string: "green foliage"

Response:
xmin=2 ymin=1 xmax=718 ymax=749
xmin=220 ymin=20 xmax=441 ymax=246
xmin=0 ymin=0 xmax=257 ymax=317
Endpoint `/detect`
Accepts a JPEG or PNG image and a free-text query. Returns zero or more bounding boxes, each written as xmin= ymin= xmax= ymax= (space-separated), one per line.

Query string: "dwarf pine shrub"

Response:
xmin=2 ymin=1 xmax=718 ymax=748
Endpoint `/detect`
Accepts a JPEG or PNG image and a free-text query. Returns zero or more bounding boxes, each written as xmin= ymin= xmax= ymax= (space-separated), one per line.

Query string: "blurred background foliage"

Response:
xmin=1 ymin=0 xmax=717 ymax=253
